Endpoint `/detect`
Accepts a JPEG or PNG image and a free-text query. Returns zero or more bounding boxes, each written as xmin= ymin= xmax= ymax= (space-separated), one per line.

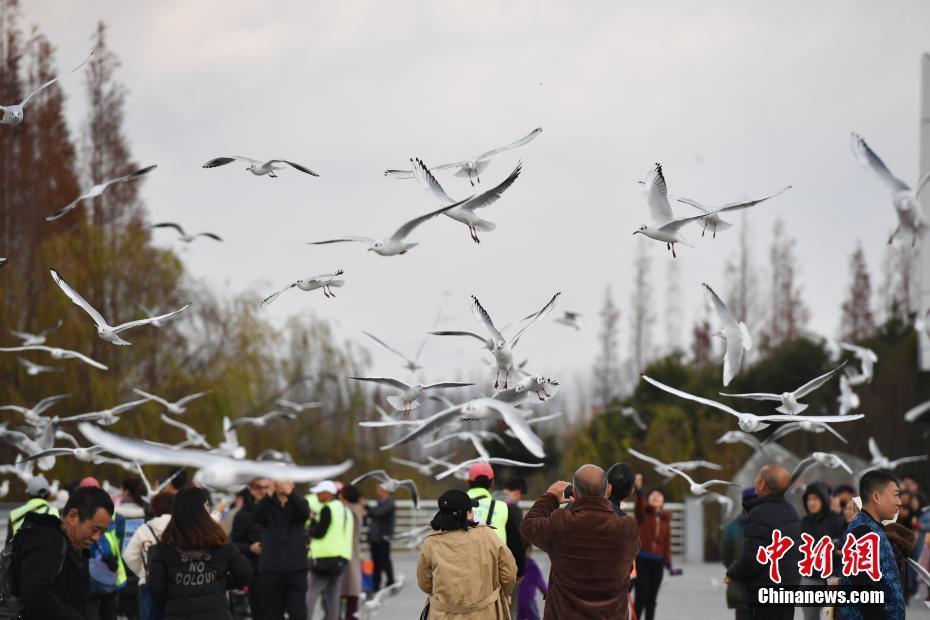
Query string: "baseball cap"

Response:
xmin=26 ymin=475 xmax=50 ymax=497
xmin=310 ymin=480 xmax=338 ymax=495
xmin=468 ymin=462 xmax=494 ymax=482
xmin=79 ymin=476 xmax=101 ymax=488
xmin=437 ymin=489 xmax=480 ymax=516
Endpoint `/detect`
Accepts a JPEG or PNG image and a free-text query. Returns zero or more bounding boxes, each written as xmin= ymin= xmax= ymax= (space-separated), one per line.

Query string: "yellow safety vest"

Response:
xmin=467 ymin=487 xmax=507 ymax=543
xmin=9 ymin=498 xmax=59 ymax=537
xmin=309 ymin=500 xmax=353 ymax=560
xmin=103 ymin=528 xmax=128 ymax=587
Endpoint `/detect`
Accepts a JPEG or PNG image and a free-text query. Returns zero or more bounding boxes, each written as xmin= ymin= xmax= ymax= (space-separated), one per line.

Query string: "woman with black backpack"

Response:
xmin=147 ymin=487 xmax=251 ymax=619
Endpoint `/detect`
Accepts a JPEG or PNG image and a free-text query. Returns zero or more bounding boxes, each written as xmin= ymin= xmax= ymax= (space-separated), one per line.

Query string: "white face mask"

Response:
xmin=881 ymin=511 xmax=899 ymax=526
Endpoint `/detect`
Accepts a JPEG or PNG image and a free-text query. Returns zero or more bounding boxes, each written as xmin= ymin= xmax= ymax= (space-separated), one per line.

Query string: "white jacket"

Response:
xmin=123 ymin=514 xmax=171 ymax=584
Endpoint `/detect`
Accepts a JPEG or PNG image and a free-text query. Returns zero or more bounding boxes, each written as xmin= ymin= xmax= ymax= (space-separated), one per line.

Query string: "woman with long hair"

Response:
xmin=417 ymin=489 xmax=516 ymax=619
xmin=147 ymin=487 xmax=252 ymax=619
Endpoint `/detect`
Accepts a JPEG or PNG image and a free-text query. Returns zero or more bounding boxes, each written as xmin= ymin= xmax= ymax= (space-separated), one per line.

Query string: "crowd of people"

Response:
xmin=1 ymin=463 xmax=928 ymax=619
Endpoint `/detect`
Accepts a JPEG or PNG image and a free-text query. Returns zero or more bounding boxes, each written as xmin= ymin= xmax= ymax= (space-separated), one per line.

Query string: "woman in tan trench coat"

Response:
xmin=417 ymin=489 xmax=517 ymax=619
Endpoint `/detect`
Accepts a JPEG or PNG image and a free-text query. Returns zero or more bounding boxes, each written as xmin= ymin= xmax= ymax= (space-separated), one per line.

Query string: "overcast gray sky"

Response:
xmin=21 ymin=1 xmax=930 ymax=392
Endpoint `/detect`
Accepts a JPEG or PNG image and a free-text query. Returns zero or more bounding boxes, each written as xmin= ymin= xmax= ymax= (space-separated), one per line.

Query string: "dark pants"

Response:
xmin=89 ymin=592 xmax=119 ymax=620
xmin=248 ymin=568 xmax=264 ymax=620
xmin=343 ymin=596 xmax=358 ymax=620
xmin=369 ymin=541 xmax=394 ymax=591
xmin=262 ymin=569 xmax=309 ymax=620
xmin=634 ymin=556 xmax=664 ymax=620
xmin=138 ymin=584 xmax=162 ymax=620
xmin=749 ymin=606 xmax=793 ymax=620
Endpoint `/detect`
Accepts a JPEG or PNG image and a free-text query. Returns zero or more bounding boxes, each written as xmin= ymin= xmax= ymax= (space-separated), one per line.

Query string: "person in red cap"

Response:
xmin=466 ymin=463 xmax=525 ymax=580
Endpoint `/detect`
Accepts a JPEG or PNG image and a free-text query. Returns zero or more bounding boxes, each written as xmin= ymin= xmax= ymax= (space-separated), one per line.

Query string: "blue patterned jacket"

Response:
xmin=837 ymin=510 xmax=904 ymax=620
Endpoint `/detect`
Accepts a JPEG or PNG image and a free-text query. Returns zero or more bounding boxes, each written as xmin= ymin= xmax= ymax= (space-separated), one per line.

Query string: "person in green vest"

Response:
xmin=306 ymin=480 xmax=353 ymax=620
xmin=6 ymin=475 xmax=59 ymax=544
xmin=467 ymin=464 xmax=509 ymax=544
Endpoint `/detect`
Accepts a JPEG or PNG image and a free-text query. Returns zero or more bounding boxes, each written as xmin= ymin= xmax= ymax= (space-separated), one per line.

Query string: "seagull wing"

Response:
xmin=470 ymin=297 xmax=504 ymax=343
xmin=261 ymin=282 xmax=298 ymax=306
xmin=159 ymin=414 xmax=202 ymax=437
xmin=716 ymin=186 xmax=792 ymax=214
xmin=203 ymin=156 xmax=260 ymax=168
xmin=429 ymin=330 xmax=489 ymax=345
xmin=269 ymin=160 xmax=319 ymax=176
xmin=423 ymin=382 xmax=474 ymax=390
xmin=380 ymin=403 xmax=465 ymax=451
xmin=644 ymin=164 xmax=674 ymax=225
xmin=904 ymin=399 xmax=930 ymax=422
xmin=20 ymin=49 xmax=93 ymax=106
xmin=770 ymin=414 xmax=864 ymax=424
xmin=390 ymin=198 xmax=470 ymax=242
xmin=307 ymin=236 xmax=375 ymax=246
xmin=642 ymin=375 xmax=742 ymax=418
xmin=350 ymin=470 xmax=392 ymax=486
xmin=675 ymin=197 xmax=711 ymax=214
xmin=16 ymin=448 xmax=75 ymax=464
xmin=362 ymin=332 xmax=414 ymax=366
xmin=132 ymin=389 xmax=172 ymax=409
xmin=793 ymin=362 xmax=847 ymax=398
xmin=60 ymin=348 xmax=108 ymax=370
xmin=790 ymin=457 xmax=816 ymax=486
xmin=113 ymin=304 xmax=190 ymax=333
xmin=889 ymin=455 xmax=929 ymax=468
xmin=411 ymin=158 xmax=456 ymax=204
xmin=460 ymin=162 xmax=522 ymax=211
xmin=867 ymin=437 xmax=882 ymax=462
xmin=32 ymin=394 xmax=70 ymax=416
xmin=195 ymin=232 xmax=223 ymax=242
xmin=906 ymin=558 xmax=930 ymax=587
xmin=850 ymin=133 xmax=910 ymax=192
xmin=349 ymin=377 xmax=410 ymax=391
xmin=50 ymin=268 xmax=108 ymax=329
xmin=482 ymin=398 xmax=545 ymax=457
xmin=152 ymin=222 xmax=186 ymax=236
xmin=510 ymin=291 xmax=561 ymax=349
xmin=38 ymin=319 xmax=64 ymax=338
xmin=110 ymin=398 xmax=151 ymax=416
xmin=719 ymin=391 xmax=781 ymax=402
xmin=383 ymin=169 xmax=415 ymax=179
xmin=176 ymin=391 xmax=210 ymax=407
xmin=658 ymin=213 xmax=707 ymax=234
xmin=103 ymin=165 xmax=158 ymax=189
xmin=475 ymin=127 xmax=543 ymax=160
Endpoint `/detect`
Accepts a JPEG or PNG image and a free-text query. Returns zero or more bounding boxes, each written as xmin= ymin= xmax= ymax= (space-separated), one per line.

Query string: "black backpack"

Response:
xmin=0 ymin=521 xmax=67 ymax=619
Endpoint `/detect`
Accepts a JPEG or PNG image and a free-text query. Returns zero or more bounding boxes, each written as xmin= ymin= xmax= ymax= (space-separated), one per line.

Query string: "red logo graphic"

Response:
xmin=797 ymin=533 xmax=834 ymax=578
xmin=840 ymin=532 xmax=882 ymax=582
xmin=756 ymin=529 xmax=794 ymax=584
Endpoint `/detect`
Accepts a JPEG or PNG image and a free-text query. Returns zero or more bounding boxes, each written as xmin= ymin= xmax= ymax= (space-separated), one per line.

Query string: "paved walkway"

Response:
xmin=365 ymin=553 xmax=930 ymax=619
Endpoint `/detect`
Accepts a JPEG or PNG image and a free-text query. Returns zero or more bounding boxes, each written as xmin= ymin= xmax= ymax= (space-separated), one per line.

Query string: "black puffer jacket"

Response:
xmin=13 ymin=512 xmax=91 ymax=619
xmin=726 ymin=493 xmax=802 ymax=588
xmin=230 ymin=494 xmax=263 ymax=569
xmin=147 ymin=543 xmax=251 ymax=620
xmin=800 ymin=482 xmax=846 ymax=545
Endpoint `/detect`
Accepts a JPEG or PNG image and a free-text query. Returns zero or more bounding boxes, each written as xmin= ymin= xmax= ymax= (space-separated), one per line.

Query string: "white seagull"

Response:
xmin=389 ymin=457 xmax=447 ymax=477
xmin=761 ymin=420 xmax=850 ymax=446
xmin=78 ymin=423 xmax=352 ymax=489
xmin=606 ymin=406 xmax=648 ymax=432
xmin=348 ymin=377 xmax=473 ymax=416
xmin=227 ymin=411 xmax=297 ymax=430
xmin=716 ymin=430 xmax=767 ymax=453
xmin=850 ymin=133 xmax=930 ymax=246
xmin=46 ymin=165 xmax=157 ymax=221
xmin=385 ymin=127 xmax=542 ymax=186
xmin=380 ymin=397 xmax=546 ymax=458
xmin=423 ymin=430 xmax=505 ymax=460
xmin=703 ymin=283 xmax=752 ymax=386
xmin=838 ymin=342 xmax=878 ymax=385
xmin=215 ymin=417 xmax=246 ymax=459
xmin=0 ymin=345 xmax=108 ymax=370
xmin=554 ymin=311 xmax=582 ymax=331
xmin=202 ymin=156 xmax=319 ymax=178
xmin=50 ymin=268 xmax=190 ymax=345
xmin=790 ymin=452 xmax=854 ymax=485
xmin=720 ymin=362 xmax=847 ymax=415
xmin=904 ymin=399 xmax=930 ymax=423
xmin=410 ymin=157 xmax=522 ymax=243
xmin=0 ymin=394 xmax=69 ymax=428
xmin=16 ymin=445 xmax=105 ymax=465
xmin=308 ymin=200 xmax=466 ymax=256
xmin=675 ymin=186 xmax=792 ymax=238
xmin=358 ymin=405 xmax=421 ymax=429
xmin=9 ymin=319 xmax=63 ymax=346
xmin=433 ymin=457 xmax=544 ymax=481
xmin=276 ymin=399 xmax=322 ymax=414
xmin=632 ymin=164 xmax=705 ymax=258
xmin=159 ymin=414 xmax=212 ymax=449
xmin=350 ymin=470 xmax=420 ymax=509
xmin=642 ymin=375 xmax=864 ymax=433
xmin=363 ymin=331 xmax=428 ymax=374
xmin=1 ymin=49 xmax=93 ymax=126
xmin=261 ymin=269 xmax=345 ymax=305
xmin=59 ymin=398 xmax=151 ymax=426
xmin=470 ymin=292 xmax=561 ymax=388
xmin=16 ymin=357 xmax=62 ymax=376
xmin=862 ymin=437 xmax=927 ymax=472
xmin=628 ymin=448 xmax=736 ymax=495
xmin=837 ymin=375 xmax=860 ymax=416
xmin=152 ymin=222 xmax=223 ymax=244
xmin=132 ymin=388 xmax=210 ymax=415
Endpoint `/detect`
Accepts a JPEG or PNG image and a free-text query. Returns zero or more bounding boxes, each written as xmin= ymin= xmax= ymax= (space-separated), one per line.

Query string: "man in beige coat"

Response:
xmin=417 ymin=489 xmax=517 ymax=619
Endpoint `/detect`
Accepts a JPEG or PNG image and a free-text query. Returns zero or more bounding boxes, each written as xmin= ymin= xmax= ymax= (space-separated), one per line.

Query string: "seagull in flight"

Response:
xmin=79 ymin=423 xmax=352 ymax=489
xmin=642 ymin=375 xmax=864 ymax=433
xmin=16 ymin=445 xmax=105 ymax=465
xmin=0 ymin=394 xmax=69 ymax=428
xmin=410 ymin=157 xmax=522 ymax=243
xmin=838 ymin=341 xmax=878 ymax=385
xmin=675 ymin=186 xmax=792 ymax=238
xmin=348 ymin=377 xmax=473 ymax=416
xmin=0 ymin=345 xmax=108 ymax=370
xmin=904 ymin=399 xmax=930 ymax=423
xmin=628 ymin=448 xmax=736 ymax=495
xmin=385 ymin=127 xmax=542 ymax=186
xmin=276 ymin=399 xmax=322 ymax=414
xmin=837 ymin=374 xmax=860 ymax=416
xmin=202 ymin=156 xmax=318 ymax=178
xmin=350 ymin=470 xmax=420 ymax=509
xmin=423 ymin=430 xmax=505 ymax=460
xmin=227 ymin=411 xmax=297 ymax=430
xmin=132 ymin=388 xmax=210 ymax=415
xmin=716 ymin=430 xmax=768 ymax=453
xmin=850 ymin=132 xmax=930 ymax=246
xmin=358 ymin=405 xmax=421 ymax=429
xmin=159 ymin=414 xmax=212 ymax=449
xmin=470 ymin=292 xmax=561 ymax=388
xmin=761 ymin=419 xmax=850 ymax=446
xmin=1 ymin=49 xmax=93 ymax=126
xmin=433 ymin=457 xmax=544 ymax=481
xmin=554 ymin=311 xmax=582 ymax=331
xmin=357 ymin=577 xmax=407 ymax=619
xmin=50 ymin=268 xmax=189 ymax=345
xmin=389 ymin=457 xmax=448 ymax=477
xmin=363 ymin=331 xmax=428 ymax=374
xmin=46 ymin=165 xmax=157 ymax=221
xmin=600 ymin=406 xmax=648 ymax=431
xmin=633 ymin=164 xmax=705 ymax=258
xmin=215 ymin=417 xmax=245 ymax=459
xmin=703 ymin=283 xmax=752 ymax=387
xmin=789 ymin=452 xmax=854 ymax=485
xmin=308 ymin=200 xmax=467 ymax=256
xmin=16 ymin=357 xmax=63 ymax=376
xmin=59 ymin=398 xmax=151 ymax=426
xmin=720 ymin=362 xmax=846 ymax=415
xmin=261 ymin=269 xmax=345 ymax=305
xmin=380 ymin=397 xmax=546 ymax=458
xmin=9 ymin=319 xmax=63 ymax=346
xmin=862 ymin=437 xmax=927 ymax=472
xmin=152 ymin=222 xmax=223 ymax=244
